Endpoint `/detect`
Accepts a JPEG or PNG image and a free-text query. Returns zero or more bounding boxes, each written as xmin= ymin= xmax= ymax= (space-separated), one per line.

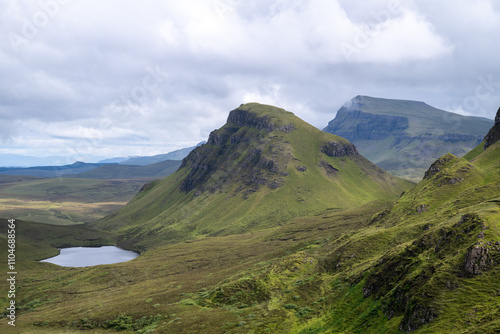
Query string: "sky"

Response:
xmin=1 ymin=0 xmax=500 ymax=165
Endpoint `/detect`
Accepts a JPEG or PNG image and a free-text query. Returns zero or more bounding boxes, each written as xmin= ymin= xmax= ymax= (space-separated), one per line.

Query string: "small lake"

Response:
xmin=40 ymin=246 xmax=139 ymax=267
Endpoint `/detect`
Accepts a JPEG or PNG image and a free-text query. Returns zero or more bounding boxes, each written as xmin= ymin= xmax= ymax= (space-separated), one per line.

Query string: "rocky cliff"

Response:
xmin=484 ymin=107 xmax=500 ymax=150
xmin=323 ymin=96 xmax=493 ymax=182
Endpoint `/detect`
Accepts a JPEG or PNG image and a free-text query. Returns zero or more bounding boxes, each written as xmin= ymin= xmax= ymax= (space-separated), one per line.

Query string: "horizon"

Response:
xmin=0 ymin=97 xmax=495 ymax=168
xmin=1 ymin=1 xmax=500 ymax=164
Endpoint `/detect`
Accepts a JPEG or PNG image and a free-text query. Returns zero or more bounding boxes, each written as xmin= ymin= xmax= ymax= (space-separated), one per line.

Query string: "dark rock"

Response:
xmin=423 ymin=154 xmax=456 ymax=179
xmin=296 ymin=166 xmax=307 ymax=172
xmin=416 ymin=204 xmax=430 ymax=214
xmin=463 ymin=245 xmax=491 ymax=275
xmin=400 ymin=304 xmax=437 ymax=332
xmin=227 ymin=108 xmax=294 ymax=132
xmin=321 ymin=141 xmax=359 ymax=158
xmin=319 ymin=160 xmax=339 ymax=175
xmin=484 ymin=107 xmax=500 ymax=150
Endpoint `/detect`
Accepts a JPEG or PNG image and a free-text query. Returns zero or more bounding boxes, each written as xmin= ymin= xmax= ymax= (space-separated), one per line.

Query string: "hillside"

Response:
xmin=323 ymin=96 xmax=493 ymax=182
xmin=2 ymin=106 xmax=500 ymax=334
xmin=95 ymin=103 xmax=413 ymax=251
xmin=70 ymin=160 xmax=182 ymax=179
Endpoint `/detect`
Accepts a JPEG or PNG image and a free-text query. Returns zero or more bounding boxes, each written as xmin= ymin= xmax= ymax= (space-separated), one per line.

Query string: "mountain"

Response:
xmin=97 ymin=156 xmax=129 ymax=164
xmin=0 ymin=161 xmax=110 ymax=178
xmin=196 ymin=107 xmax=500 ymax=332
xmin=117 ymin=143 xmax=204 ymax=165
xmin=323 ymin=96 xmax=494 ymax=182
xmin=5 ymin=106 xmax=500 ymax=334
xmin=96 ymin=103 xmax=413 ymax=251
xmin=70 ymin=160 xmax=182 ymax=179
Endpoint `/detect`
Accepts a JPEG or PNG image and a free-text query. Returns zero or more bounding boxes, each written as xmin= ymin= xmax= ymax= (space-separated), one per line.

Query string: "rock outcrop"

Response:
xmin=483 ymin=107 xmax=500 ymax=150
xmin=321 ymin=141 xmax=359 ymax=157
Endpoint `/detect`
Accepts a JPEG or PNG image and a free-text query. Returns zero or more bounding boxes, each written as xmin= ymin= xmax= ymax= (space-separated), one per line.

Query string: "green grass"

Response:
xmin=2 ymin=104 xmax=499 ymax=333
xmin=0 ymin=176 xmax=147 ymax=225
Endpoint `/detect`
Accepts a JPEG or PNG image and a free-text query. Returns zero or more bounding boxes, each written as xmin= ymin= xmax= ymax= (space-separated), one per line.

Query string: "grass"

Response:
xmin=1 ymin=104 xmax=499 ymax=333
xmin=0 ymin=176 xmax=148 ymax=225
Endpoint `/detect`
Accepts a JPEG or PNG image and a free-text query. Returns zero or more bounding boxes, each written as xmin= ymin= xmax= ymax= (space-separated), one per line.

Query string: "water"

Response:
xmin=40 ymin=246 xmax=139 ymax=267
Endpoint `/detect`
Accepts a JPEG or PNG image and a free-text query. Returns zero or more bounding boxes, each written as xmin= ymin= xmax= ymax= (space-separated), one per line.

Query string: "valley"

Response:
xmin=0 ymin=103 xmax=499 ymax=333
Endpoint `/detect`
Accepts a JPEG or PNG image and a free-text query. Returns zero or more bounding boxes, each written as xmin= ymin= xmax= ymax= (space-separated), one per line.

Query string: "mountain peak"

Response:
xmin=324 ymin=96 xmax=494 ymax=181
xmin=226 ymin=103 xmax=296 ymax=133
xmin=98 ymin=103 xmax=412 ymax=249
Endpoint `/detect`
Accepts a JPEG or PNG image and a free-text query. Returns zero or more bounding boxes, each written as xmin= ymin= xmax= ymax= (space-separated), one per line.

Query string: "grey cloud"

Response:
xmin=0 ymin=0 xmax=499 ymax=161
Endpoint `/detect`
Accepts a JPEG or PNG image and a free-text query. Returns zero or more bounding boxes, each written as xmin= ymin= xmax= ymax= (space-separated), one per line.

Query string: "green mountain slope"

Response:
xmin=193 ymin=108 xmax=500 ymax=333
xmin=4 ymin=106 xmax=500 ymax=334
xmin=95 ymin=103 xmax=413 ymax=251
xmin=323 ymin=96 xmax=493 ymax=182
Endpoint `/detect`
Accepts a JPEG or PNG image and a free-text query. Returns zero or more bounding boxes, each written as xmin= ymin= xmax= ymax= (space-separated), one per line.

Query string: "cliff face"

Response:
xmin=180 ymin=106 xmax=296 ymax=194
xmin=324 ymin=108 xmax=409 ymax=141
xmin=323 ymin=96 xmax=494 ymax=182
xmin=484 ymin=107 xmax=500 ymax=150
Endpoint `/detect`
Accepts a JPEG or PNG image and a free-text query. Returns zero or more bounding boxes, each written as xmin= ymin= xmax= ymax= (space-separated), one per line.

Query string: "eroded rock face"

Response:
xmin=321 ymin=141 xmax=359 ymax=157
xmin=179 ymin=109 xmax=293 ymax=194
xmin=484 ymin=107 xmax=500 ymax=150
xmin=324 ymin=108 xmax=409 ymax=141
xmin=463 ymin=245 xmax=492 ymax=275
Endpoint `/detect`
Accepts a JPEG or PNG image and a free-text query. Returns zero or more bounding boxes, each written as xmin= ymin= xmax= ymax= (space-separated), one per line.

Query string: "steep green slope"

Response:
xmin=323 ymin=96 xmax=493 ymax=182
xmin=286 ymin=123 xmax=500 ymax=333
xmin=190 ymin=113 xmax=500 ymax=333
xmin=96 ymin=103 xmax=412 ymax=251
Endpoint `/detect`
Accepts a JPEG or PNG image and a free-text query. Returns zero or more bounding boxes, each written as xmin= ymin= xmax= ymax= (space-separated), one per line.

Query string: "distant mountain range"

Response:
xmin=0 ymin=161 xmax=110 ymax=178
xmin=69 ymin=160 xmax=182 ymax=179
xmin=105 ymin=142 xmax=204 ymax=166
xmin=323 ymin=96 xmax=494 ymax=181
xmin=0 ymin=145 xmax=199 ymax=178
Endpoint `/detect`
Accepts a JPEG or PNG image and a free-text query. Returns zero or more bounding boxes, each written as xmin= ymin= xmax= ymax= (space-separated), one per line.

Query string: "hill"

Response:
xmin=323 ymin=96 xmax=493 ymax=182
xmin=3 ymin=106 xmax=500 ymax=334
xmin=95 ymin=103 xmax=413 ymax=251
xmin=70 ymin=160 xmax=182 ymax=179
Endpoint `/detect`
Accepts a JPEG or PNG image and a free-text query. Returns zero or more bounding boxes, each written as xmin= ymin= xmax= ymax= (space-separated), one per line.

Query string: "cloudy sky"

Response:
xmin=1 ymin=0 xmax=499 ymax=165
